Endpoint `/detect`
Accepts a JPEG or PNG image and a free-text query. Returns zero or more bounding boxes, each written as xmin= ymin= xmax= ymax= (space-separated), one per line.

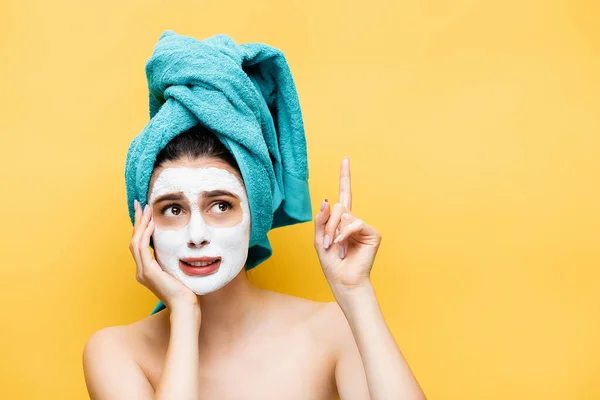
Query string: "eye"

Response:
xmin=160 ymin=203 xmax=184 ymax=217
xmin=210 ymin=200 xmax=233 ymax=214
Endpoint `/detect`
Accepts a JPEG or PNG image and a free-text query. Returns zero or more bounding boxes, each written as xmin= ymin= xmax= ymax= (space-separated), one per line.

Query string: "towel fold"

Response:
xmin=124 ymin=30 xmax=312 ymax=314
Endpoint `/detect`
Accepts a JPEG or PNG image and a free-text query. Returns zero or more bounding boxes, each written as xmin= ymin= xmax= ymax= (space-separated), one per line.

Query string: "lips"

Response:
xmin=180 ymin=256 xmax=221 ymax=265
xmin=179 ymin=256 xmax=221 ymax=276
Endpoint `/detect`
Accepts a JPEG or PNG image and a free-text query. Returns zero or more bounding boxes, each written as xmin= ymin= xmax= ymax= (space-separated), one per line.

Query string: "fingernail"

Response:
xmin=144 ymin=204 xmax=149 ymax=212
xmin=333 ymin=233 xmax=342 ymax=244
xmin=320 ymin=198 xmax=327 ymax=211
xmin=323 ymin=235 xmax=331 ymax=249
xmin=339 ymin=244 xmax=345 ymax=259
xmin=134 ymin=199 xmax=138 ymax=210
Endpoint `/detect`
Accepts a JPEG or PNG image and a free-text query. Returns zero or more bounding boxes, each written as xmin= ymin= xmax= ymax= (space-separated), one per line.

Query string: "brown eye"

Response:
xmin=211 ymin=201 xmax=233 ymax=214
xmin=161 ymin=203 xmax=183 ymax=217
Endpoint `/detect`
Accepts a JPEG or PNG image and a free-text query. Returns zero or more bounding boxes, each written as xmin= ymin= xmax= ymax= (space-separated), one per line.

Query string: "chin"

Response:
xmin=181 ymin=271 xmax=236 ymax=295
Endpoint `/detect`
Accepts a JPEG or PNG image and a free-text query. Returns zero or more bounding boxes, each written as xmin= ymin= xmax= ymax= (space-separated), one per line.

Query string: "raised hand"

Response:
xmin=313 ymin=157 xmax=382 ymax=297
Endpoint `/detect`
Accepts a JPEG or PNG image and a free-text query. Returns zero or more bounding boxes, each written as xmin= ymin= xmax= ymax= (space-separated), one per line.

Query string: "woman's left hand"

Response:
xmin=314 ymin=157 xmax=382 ymax=297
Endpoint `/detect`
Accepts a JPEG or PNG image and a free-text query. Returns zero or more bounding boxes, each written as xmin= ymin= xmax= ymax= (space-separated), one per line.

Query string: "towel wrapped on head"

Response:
xmin=124 ymin=30 xmax=312 ymax=314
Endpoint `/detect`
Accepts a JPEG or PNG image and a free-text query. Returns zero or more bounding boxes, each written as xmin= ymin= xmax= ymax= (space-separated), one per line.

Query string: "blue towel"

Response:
xmin=124 ymin=30 xmax=312 ymax=315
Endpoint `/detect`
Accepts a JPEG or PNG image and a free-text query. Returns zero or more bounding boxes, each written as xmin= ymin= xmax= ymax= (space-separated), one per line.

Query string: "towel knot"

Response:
xmin=145 ymin=32 xmax=262 ymax=126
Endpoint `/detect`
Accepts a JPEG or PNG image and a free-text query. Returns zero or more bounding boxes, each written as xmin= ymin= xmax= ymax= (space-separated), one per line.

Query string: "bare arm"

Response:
xmin=83 ymin=305 xmax=201 ymax=399
xmin=334 ymin=283 xmax=426 ymax=400
xmin=314 ymin=157 xmax=426 ymax=399
xmin=154 ymin=306 xmax=201 ymax=399
xmin=83 ymin=327 xmax=154 ymax=399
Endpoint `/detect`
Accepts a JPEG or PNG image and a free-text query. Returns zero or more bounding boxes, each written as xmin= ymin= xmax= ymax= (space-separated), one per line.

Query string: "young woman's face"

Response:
xmin=147 ymin=157 xmax=250 ymax=295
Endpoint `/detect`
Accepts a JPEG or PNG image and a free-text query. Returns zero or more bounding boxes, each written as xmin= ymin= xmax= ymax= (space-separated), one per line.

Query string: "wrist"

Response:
xmin=169 ymin=303 xmax=201 ymax=325
xmin=331 ymin=280 xmax=375 ymax=311
xmin=166 ymin=296 xmax=199 ymax=312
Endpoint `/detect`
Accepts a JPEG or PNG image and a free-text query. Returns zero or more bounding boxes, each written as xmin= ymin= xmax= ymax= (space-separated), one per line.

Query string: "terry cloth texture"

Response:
xmin=124 ymin=30 xmax=312 ymax=315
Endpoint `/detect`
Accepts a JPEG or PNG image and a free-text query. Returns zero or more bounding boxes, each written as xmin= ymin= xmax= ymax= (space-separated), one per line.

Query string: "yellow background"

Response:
xmin=1 ymin=0 xmax=599 ymax=398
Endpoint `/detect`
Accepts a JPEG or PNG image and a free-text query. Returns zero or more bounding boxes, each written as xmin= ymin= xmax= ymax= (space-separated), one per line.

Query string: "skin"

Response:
xmin=83 ymin=156 xmax=426 ymax=399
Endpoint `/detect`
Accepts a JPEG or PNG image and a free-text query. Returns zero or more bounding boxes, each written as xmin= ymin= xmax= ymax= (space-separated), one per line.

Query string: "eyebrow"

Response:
xmin=153 ymin=190 xmax=239 ymax=204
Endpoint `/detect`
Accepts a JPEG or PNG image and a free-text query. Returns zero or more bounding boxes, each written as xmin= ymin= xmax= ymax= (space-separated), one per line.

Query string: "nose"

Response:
xmin=186 ymin=211 xmax=210 ymax=247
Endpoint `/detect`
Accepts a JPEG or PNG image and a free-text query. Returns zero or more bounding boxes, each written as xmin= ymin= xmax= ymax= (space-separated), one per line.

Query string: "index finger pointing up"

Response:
xmin=339 ymin=156 xmax=352 ymax=211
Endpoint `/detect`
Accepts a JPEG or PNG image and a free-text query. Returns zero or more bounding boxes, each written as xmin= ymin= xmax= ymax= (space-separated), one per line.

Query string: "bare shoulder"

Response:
xmin=263 ymin=290 xmax=333 ymax=323
xmin=83 ymin=317 xmax=151 ymax=374
xmin=314 ymin=300 xmax=348 ymax=326
xmin=83 ymin=322 xmax=156 ymax=398
xmin=86 ymin=310 xmax=167 ymax=351
xmin=84 ymin=325 xmax=125 ymax=357
xmin=264 ymin=291 xmax=350 ymax=351
xmin=310 ymin=301 xmax=353 ymax=348
xmin=83 ymin=323 xmax=135 ymax=364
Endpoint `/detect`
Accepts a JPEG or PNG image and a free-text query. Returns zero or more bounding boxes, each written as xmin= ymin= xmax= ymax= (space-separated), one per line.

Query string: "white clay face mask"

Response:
xmin=148 ymin=166 xmax=251 ymax=295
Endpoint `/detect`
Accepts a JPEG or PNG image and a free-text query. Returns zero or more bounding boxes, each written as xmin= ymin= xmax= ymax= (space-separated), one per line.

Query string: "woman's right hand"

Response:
xmin=129 ymin=199 xmax=200 ymax=313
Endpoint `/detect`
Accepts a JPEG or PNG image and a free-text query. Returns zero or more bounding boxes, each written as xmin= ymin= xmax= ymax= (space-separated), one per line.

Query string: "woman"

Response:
xmin=83 ymin=30 xmax=426 ymax=399
xmin=83 ymin=125 xmax=426 ymax=399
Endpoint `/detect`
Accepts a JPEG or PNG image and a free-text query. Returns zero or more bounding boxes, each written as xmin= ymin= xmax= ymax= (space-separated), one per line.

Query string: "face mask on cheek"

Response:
xmin=148 ymin=167 xmax=251 ymax=295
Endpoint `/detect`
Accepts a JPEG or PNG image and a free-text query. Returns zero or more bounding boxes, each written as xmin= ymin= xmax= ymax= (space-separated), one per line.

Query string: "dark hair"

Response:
xmin=153 ymin=123 xmax=241 ymax=175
